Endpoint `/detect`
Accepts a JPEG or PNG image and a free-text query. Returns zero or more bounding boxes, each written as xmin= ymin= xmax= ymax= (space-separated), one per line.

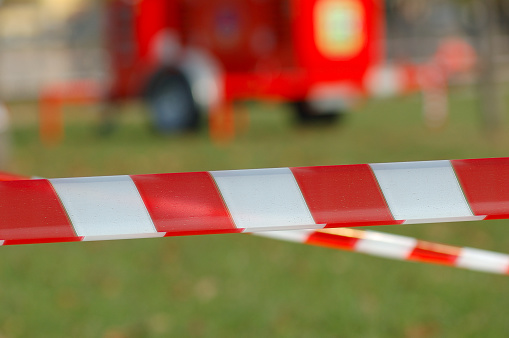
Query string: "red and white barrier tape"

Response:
xmin=1 ymin=166 xmax=509 ymax=275
xmin=257 ymin=228 xmax=509 ymax=275
xmin=0 ymin=158 xmax=507 ymax=245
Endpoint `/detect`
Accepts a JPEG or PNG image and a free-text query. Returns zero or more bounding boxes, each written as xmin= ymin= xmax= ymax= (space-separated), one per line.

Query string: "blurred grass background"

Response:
xmin=3 ymin=87 xmax=509 ymax=337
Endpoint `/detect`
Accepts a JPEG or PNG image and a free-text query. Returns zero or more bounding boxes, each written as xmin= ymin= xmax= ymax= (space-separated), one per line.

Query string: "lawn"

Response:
xmin=3 ymin=87 xmax=509 ymax=337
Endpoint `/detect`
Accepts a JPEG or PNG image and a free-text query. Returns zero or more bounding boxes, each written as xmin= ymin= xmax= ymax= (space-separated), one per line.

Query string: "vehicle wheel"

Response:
xmin=292 ymin=101 xmax=343 ymax=125
xmin=144 ymin=69 xmax=199 ymax=133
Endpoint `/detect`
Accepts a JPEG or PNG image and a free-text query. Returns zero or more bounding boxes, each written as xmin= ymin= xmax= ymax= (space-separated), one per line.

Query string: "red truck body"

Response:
xmin=104 ymin=0 xmax=388 ymax=134
xmin=107 ymin=0 xmax=384 ymax=101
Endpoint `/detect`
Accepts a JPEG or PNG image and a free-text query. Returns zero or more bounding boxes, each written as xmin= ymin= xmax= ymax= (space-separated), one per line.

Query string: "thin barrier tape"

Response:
xmin=0 ymin=158 xmax=508 ymax=244
xmin=1 ymin=170 xmax=509 ymax=275
xmin=256 ymin=228 xmax=509 ymax=275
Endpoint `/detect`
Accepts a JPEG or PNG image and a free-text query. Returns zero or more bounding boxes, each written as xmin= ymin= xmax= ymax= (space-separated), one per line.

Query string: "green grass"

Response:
xmin=4 ymin=87 xmax=509 ymax=337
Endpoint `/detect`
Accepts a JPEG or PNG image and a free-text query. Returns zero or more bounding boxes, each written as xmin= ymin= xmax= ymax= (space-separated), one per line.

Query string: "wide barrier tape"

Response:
xmin=0 ymin=157 xmax=507 ymax=245
xmin=1 ymin=162 xmax=509 ymax=275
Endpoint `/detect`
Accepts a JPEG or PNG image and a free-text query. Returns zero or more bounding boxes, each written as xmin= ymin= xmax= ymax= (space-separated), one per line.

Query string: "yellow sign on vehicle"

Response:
xmin=314 ymin=0 xmax=365 ymax=59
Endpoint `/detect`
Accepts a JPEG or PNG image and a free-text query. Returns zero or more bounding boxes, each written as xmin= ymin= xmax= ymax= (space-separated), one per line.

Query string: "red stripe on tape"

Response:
xmin=291 ymin=165 xmax=401 ymax=227
xmin=452 ymin=158 xmax=509 ymax=219
xmin=408 ymin=241 xmax=460 ymax=265
xmin=131 ymin=172 xmax=240 ymax=234
xmin=0 ymin=179 xmax=77 ymax=240
xmin=164 ymin=229 xmax=241 ymax=237
xmin=3 ymin=236 xmax=83 ymax=246
xmin=306 ymin=230 xmax=360 ymax=250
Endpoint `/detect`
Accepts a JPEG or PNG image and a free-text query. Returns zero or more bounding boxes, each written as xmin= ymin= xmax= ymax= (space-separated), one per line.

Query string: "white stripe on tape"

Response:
xmin=82 ymin=232 xmax=166 ymax=242
xmin=254 ymin=230 xmax=311 ymax=243
xmin=456 ymin=247 xmax=509 ymax=274
xmin=211 ymin=168 xmax=317 ymax=232
xmin=370 ymin=160 xmax=473 ymax=221
xmin=355 ymin=231 xmax=417 ymax=259
xmin=50 ymin=176 xmax=157 ymax=237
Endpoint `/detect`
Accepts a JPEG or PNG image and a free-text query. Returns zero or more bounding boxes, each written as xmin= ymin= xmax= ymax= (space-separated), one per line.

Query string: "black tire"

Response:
xmin=144 ymin=69 xmax=199 ymax=133
xmin=292 ymin=101 xmax=343 ymax=125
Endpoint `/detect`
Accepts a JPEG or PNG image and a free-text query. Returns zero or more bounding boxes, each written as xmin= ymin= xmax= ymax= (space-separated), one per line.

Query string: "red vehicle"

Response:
xmin=106 ymin=0 xmax=385 ymax=133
